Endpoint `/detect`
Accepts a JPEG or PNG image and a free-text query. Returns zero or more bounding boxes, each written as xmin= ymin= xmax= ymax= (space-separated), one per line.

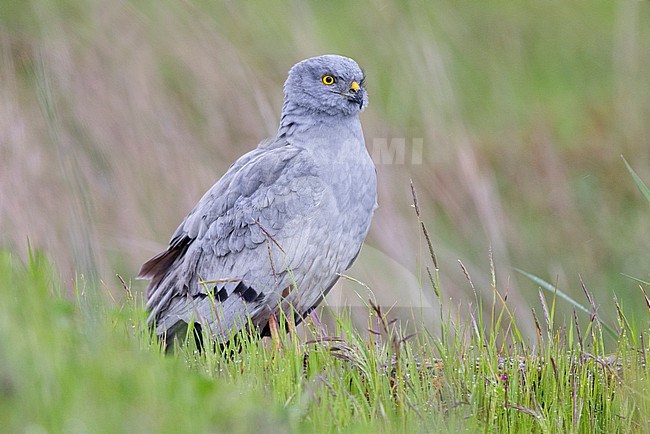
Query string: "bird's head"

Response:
xmin=283 ymin=54 xmax=368 ymax=117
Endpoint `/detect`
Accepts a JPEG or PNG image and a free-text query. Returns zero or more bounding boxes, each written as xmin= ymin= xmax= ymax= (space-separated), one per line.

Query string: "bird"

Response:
xmin=138 ymin=55 xmax=377 ymax=347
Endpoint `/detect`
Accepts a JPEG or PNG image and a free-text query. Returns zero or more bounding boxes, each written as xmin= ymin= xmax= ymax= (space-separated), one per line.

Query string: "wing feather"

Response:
xmin=140 ymin=140 xmax=326 ymax=338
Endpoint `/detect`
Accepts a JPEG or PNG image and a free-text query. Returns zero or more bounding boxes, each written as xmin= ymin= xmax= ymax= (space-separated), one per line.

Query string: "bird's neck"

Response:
xmin=275 ymin=100 xmax=363 ymax=146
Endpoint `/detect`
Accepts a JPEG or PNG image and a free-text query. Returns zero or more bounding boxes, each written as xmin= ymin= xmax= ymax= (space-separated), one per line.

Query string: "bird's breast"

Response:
xmin=289 ymin=119 xmax=377 ymax=229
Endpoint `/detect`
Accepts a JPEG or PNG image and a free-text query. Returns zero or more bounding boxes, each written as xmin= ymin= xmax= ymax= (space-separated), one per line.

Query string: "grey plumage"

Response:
xmin=138 ymin=55 xmax=377 ymax=343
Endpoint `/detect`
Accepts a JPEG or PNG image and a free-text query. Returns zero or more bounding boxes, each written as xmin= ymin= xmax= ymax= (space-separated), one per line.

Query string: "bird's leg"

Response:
xmin=287 ymin=314 xmax=297 ymax=337
xmin=286 ymin=312 xmax=302 ymax=354
xmin=268 ymin=312 xmax=282 ymax=354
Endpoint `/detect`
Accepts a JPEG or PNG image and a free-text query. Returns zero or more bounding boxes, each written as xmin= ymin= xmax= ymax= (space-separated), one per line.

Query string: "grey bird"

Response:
xmin=138 ymin=55 xmax=377 ymax=346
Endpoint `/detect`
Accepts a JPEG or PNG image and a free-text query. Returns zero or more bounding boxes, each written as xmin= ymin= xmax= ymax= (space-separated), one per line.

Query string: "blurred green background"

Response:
xmin=1 ymin=0 xmax=648 ymax=338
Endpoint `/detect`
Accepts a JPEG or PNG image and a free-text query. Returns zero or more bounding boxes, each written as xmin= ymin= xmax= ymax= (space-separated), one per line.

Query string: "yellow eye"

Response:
xmin=321 ymin=74 xmax=335 ymax=85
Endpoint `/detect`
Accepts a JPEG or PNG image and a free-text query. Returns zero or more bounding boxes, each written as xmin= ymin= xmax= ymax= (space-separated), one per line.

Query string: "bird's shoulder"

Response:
xmin=138 ymin=136 xmax=327 ymax=284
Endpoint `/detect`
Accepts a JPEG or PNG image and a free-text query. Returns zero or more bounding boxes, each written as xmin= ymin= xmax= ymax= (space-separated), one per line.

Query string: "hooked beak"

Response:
xmin=346 ymin=81 xmax=364 ymax=109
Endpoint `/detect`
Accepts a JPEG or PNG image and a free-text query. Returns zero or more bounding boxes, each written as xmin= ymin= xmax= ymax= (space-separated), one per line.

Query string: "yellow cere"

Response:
xmin=350 ymin=81 xmax=360 ymax=91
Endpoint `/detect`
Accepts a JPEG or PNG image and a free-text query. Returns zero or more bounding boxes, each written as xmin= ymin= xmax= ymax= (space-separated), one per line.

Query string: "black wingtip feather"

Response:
xmin=233 ymin=281 xmax=261 ymax=303
xmin=137 ymin=237 xmax=191 ymax=287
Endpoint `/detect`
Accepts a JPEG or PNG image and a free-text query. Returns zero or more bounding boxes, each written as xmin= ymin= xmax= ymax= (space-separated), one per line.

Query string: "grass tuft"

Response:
xmin=1 ymin=247 xmax=647 ymax=432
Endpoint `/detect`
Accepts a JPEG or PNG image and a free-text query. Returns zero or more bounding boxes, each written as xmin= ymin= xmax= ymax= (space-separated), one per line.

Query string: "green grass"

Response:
xmin=1 ymin=244 xmax=647 ymax=433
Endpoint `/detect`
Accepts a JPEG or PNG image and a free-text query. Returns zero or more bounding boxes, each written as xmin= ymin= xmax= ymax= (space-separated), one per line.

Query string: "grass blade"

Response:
xmin=516 ymin=268 xmax=590 ymax=315
xmin=515 ymin=268 xmax=617 ymax=339
xmin=622 ymin=156 xmax=650 ymax=206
